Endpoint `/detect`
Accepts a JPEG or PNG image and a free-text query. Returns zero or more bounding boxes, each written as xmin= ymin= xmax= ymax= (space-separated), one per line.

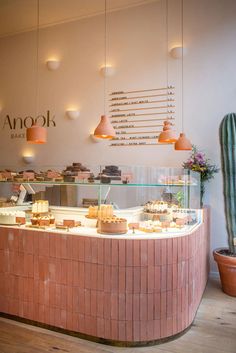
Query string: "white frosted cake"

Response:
xmin=32 ymin=200 xmax=49 ymax=213
xmin=0 ymin=211 xmax=26 ymax=225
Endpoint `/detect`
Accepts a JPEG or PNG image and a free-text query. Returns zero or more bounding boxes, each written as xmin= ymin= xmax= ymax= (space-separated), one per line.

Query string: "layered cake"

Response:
xmin=96 ymin=165 xmax=122 ymax=183
xmin=143 ymin=200 xmax=169 ymax=214
xmin=0 ymin=210 xmax=26 ymax=225
xmin=97 ymin=217 xmax=127 ymax=235
xmin=32 ymin=200 xmax=49 ymax=213
xmin=30 ymin=213 xmax=54 ymax=227
xmin=62 ymin=163 xmax=92 ymax=182
xmin=139 ymin=220 xmax=162 ymax=233
xmin=87 ymin=204 xmax=113 ymax=219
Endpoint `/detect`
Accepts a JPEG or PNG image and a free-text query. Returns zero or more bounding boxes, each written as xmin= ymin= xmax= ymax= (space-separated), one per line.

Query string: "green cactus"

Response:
xmin=219 ymin=113 xmax=236 ymax=254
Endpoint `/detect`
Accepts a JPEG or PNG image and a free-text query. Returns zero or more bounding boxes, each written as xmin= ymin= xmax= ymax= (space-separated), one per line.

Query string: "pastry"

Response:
xmin=97 ymin=217 xmax=127 ymax=235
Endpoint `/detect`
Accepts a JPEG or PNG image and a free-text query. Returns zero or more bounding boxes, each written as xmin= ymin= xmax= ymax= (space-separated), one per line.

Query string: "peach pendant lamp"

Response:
xmin=159 ymin=120 xmax=177 ymax=143
xmin=26 ymin=0 xmax=47 ymax=144
xmin=175 ymin=0 xmax=192 ymax=151
xmin=158 ymin=0 xmax=177 ymax=144
xmin=94 ymin=0 xmax=115 ymax=140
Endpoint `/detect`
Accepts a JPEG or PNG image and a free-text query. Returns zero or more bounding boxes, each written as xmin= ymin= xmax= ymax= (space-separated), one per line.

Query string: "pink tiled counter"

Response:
xmin=0 ymin=209 xmax=210 ymax=346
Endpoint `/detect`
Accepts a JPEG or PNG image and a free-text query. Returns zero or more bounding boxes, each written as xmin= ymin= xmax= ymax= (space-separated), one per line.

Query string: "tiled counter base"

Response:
xmin=0 ymin=210 xmax=210 ymax=346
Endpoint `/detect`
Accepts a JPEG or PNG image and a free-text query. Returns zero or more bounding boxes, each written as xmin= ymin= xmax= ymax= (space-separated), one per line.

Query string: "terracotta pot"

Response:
xmin=213 ymin=248 xmax=236 ymax=297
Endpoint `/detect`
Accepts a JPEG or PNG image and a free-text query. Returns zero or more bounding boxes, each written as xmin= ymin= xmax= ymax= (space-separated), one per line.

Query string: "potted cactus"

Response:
xmin=213 ymin=113 xmax=236 ymax=296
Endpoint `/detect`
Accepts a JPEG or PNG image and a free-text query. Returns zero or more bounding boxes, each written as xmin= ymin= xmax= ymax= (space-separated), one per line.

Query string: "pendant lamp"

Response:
xmin=158 ymin=0 xmax=177 ymax=144
xmin=94 ymin=0 xmax=115 ymax=140
xmin=26 ymin=0 xmax=47 ymax=144
xmin=175 ymin=0 xmax=192 ymax=151
xmin=159 ymin=120 xmax=177 ymax=143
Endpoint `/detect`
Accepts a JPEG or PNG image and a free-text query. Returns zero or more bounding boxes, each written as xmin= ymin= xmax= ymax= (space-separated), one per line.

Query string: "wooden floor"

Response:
xmin=0 ymin=277 xmax=235 ymax=353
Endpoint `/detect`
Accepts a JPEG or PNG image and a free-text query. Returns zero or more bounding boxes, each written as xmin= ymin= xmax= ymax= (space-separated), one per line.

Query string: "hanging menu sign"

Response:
xmin=109 ymin=86 xmax=175 ymax=146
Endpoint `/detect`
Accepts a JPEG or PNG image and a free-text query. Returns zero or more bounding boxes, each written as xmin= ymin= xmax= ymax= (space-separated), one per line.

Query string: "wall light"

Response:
xmin=169 ymin=46 xmax=187 ymax=59
xmin=66 ymin=110 xmax=80 ymax=120
xmin=46 ymin=59 xmax=61 ymax=71
xmin=100 ymin=65 xmax=116 ymax=77
xmin=22 ymin=153 xmax=35 ymax=164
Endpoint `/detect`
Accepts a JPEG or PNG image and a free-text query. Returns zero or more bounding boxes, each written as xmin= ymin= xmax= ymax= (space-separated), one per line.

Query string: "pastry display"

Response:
xmin=32 ymin=200 xmax=49 ymax=213
xmin=30 ymin=213 xmax=55 ymax=227
xmin=97 ymin=217 xmax=127 ymax=235
xmin=96 ymin=165 xmax=122 ymax=183
xmin=87 ymin=204 xmax=113 ymax=219
xmin=63 ymin=219 xmax=75 ymax=228
xmin=158 ymin=175 xmax=197 ymax=185
xmin=62 ymin=163 xmax=92 ymax=182
xmin=0 ymin=210 xmax=25 ymax=225
xmin=139 ymin=220 xmax=162 ymax=233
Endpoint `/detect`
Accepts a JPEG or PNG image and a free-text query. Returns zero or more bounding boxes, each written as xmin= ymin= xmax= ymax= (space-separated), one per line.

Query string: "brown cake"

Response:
xmin=97 ymin=217 xmax=127 ymax=235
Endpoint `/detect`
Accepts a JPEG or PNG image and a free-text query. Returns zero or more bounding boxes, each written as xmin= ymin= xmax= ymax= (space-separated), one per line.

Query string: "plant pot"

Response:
xmin=213 ymin=248 xmax=236 ymax=297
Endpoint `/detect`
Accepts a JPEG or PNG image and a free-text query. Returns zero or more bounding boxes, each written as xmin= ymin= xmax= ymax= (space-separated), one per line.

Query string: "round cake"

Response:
xmin=97 ymin=217 xmax=127 ymax=235
xmin=0 ymin=211 xmax=25 ymax=225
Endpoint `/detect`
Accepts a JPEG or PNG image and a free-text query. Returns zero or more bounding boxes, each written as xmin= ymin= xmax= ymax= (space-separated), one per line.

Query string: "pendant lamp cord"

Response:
xmin=181 ymin=0 xmax=184 ymax=132
xmin=104 ymin=0 xmax=107 ymax=116
xmin=166 ymin=0 xmax=169 ymax=97
xmin=35 ymin=0 xmax=39 ymax=121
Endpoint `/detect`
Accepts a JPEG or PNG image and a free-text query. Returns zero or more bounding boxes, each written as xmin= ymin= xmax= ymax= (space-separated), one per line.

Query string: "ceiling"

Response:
xmin=0 ymin=0 xmax=157 ymax=38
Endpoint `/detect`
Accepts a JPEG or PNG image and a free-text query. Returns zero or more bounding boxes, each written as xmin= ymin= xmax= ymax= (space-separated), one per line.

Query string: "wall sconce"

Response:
xmin=22 ymin=153 xmax=35 ymax=164
xmin=90 ymin=133 xmax=108 ymax=143
xmin=100 ymin=65 xmax=116 ymax=77
xmin=66 ymin=110 xmax=80 ymax=120
xmin=169 ymin=46 xmax=187 ymax=59
xmin=46 ymin=60 xmax=61 ymax=71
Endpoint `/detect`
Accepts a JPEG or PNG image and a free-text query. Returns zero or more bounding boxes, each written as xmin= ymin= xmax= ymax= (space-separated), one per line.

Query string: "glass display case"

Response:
xmin=0 ymin=165 xmax=201 ymax=237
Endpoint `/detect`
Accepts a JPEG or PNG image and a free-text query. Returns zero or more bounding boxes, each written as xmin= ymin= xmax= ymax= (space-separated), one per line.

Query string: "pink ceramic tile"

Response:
xmin=160 ymin=291 xmax=167 ymax=319
xmin=84 ymin=288 xmax=91 ymax=316
xmin=60 ymin=259 xmax=68 ymax=285
xmin=55 ymin=235 xmax=62 ymax=259
xmin=154 ymin=240 xmax=161 ymax=266
xmin=111 ymin=240 xmax=118 ymax=266
xmin=78 ymin=237 xmax=85 ymax=261
xmin=140 ymin=267 xmax=147 ymax=293
xmin=90 ymin=290 xmax=97 ymax=317
xmin=125 ymin=293 xmax=133 ymax=320
xmin=148 ymin=240 xmax=155 ymax=266
xmin=133 ymin=240 xmax=140 ymax=267
xmin=97 ymin=264 xmax=104 ymax=291
xmin=118 ymin=240 xmax=126 ymax=267
xmin=111 ymin=266 xmax=118 ymax=292
xmin=91 ymin=238 xmax=98 ymax=264
xmin=105 ymin=319 xmax=112 ymax=339
xmin=126 ymin=240 xmax=133 ymax=267
xmin=126 ymin=321 xmax=133 ymax=342
xmin=78 ymin=262 xmax=85 ymax=288
xmin=84 ymin=238 xmax=91 ymax=263
xmin=39 ymin=233 xmax=49 ymax=257
xmin=153 ymin=319 xmax=160 ymax=339
xmin=118 ymin=321 xmax=126 ymax=341
xmin=167 ymin=264 xmax=172 ymax=291
xmin=177 ymin=237 xmax=182 ymax=262
xmin=55 ymin=258 xmax=61 ymax=284
xmin=126 ymin=267 xmax=133 ymax=293
xmin=167 ymin=239 xmax=173 ymax=265
xmin=60 ymin=284 xmax=67 ymax=310
xmin=97 ymin=239 xmax=104 ymax=265
xmin=84 ymin=263 xmax=91 ymax=289
xmin=72 ymin=260 xmax=79 ymax=285
xmin=67 ymin=260 xmax=73 ymax=285
xmin=161 ymin=265 xmax=167 ymax=292
xmin=55 ymin=283 xmax=61 ymax=308
xmin=97 ymin=317 xmax=105 ymax=338
xmin=119 ymin=266 xmax=126 ymax=292
xmin=103 ymin=292 xmax=111 ymax=319
xmin=77 ymin=288 xmax=85 ymax=314
xmin=49 ymin=281 xmax=56 ymax=307
xmin=111 ymin=293 xmax=119 ymax=320
xmin=104 ymin=265 xmax=111 ymax=292
xmin=118 ymin=293 xmax=125 ymax=321
xmin=140 ymin=240 xmax=148 ymax=266
xmin=49 ymin=258 xmax=56 ymax=282
xmin=147 ymin=293 xmax=154 ymax=321
xmin=133 ymin=321 xmax=140 ymax=342
xmin=140 ymin=320 xmax=148 ymax=341
xmin=172 ymin=238 xmax=178 ymax=264
xmin=160 ymin=317 xmax=167 ymax=338
xmin=161 ymin=239 xmax=167 ymax=265
xmin=140 ymin=293 xmax=148 ymax=321
xmin=90 ymin=263 xmax=98 ymax=290
xmin=77 ymin=313 xmax=85 ymax=332
xmin=145 ymin=321 xmax=153 ymax=341
xmin=96 ymin=291 xmax=104 ymax=318
xmin=27 ymin=278 xmax=34 ymax=303
xmin=167 ymin=290 xmax=173 ymax=318
xmin=133 ymin=267 xmax=141 ymax=294
xmin=104 ymin=239 xmax=112 ymax=266
xmin=133 ymin=293 xmax=139 ymax=321
xmin=166 ymin=317 xmax=173 ymax=337
xmin=148 ymin=265 xmax=154 ymax=293
xmin=66 ymin=310 xmax=73 ymax=330
xmin=49 ymin=235 xmax=56 ymax=258
xmin=60 ymin=235 xmax=68 ymax=259
xmin=38 ymin=304 xmax=45 ymax=323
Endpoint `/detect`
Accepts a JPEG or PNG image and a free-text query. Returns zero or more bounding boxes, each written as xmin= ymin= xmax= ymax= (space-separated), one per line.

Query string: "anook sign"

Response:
xmin=2 ymin=110 xmax=56 ymax=139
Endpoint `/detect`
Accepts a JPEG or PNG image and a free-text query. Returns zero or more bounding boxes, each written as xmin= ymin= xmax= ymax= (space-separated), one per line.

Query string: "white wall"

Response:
xmin=0 ymin=0 xmax=236 ymax=272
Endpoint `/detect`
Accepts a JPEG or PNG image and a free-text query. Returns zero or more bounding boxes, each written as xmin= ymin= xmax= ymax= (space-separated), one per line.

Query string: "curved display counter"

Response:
xmin=0 ymin=208 xmax=209 ymax=346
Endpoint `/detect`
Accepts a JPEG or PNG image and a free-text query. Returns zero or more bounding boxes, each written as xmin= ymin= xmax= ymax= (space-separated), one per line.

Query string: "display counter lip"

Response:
xmin=0 ymin=218 xmax=203 ymax=240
